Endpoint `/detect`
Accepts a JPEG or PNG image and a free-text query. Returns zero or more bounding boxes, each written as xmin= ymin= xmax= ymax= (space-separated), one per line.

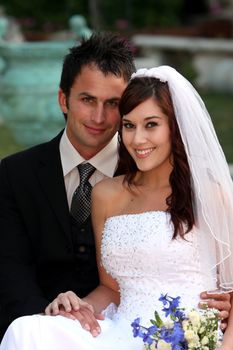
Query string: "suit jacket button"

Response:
xmin=66 ymin=245 xmax=72 ymax=253
xmin=80 ymin=228 xmax=85 ymax=233
xmin=78 ymin=245 xmax=86 ymax=253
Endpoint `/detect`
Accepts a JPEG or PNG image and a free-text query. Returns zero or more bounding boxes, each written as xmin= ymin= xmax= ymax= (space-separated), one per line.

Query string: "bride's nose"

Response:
xmin=132 ymin=127 xmax=147 ymax=145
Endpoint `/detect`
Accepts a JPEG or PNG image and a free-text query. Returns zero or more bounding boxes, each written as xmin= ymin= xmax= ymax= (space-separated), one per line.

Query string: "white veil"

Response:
xmin=131 ymin=66 xmax=233 ymax=292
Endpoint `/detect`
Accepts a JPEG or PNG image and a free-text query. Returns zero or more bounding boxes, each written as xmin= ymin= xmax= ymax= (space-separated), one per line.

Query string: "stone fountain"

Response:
xmin=0 ymin=15 xmax=91 ymax=146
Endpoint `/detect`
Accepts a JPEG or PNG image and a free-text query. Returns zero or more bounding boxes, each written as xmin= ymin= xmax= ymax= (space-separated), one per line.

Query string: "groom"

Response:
xmin=0 ymin=32 xmax=230 ymax=340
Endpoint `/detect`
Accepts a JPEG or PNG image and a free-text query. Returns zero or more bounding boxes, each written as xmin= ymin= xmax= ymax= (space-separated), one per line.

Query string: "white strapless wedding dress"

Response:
xmin=0 ymin=212 xmax=217 ymax=350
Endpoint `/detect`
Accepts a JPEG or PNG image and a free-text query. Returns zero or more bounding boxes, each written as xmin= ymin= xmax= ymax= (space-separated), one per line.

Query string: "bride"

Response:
xmin=1 ymin=66 xmax=233 ymax=349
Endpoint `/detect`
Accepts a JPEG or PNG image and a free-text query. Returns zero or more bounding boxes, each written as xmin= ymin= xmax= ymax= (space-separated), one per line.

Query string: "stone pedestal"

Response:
xmin=133 ymin=34 xmax=233 ymax=93
xmin=0 ymin=40 xmax=73 ymax=145
xmin=0 ymin=14 xmax=91 ymax=147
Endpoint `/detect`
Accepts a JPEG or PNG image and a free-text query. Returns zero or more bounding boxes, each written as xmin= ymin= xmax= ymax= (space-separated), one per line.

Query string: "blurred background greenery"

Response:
xmin=0 ymin=0 xmax=232 ymax=163
xmin=1 ymin=91 xmax=232 ymax=162
xmin=0 ymin=0 xmax=215 ymax=37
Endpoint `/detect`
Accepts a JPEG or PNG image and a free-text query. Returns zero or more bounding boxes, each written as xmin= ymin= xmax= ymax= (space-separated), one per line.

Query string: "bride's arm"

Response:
xmin=45 ymin=179 xmax=120 ymax=336
xmin=83 ymin=180 xmax=120 ymax=312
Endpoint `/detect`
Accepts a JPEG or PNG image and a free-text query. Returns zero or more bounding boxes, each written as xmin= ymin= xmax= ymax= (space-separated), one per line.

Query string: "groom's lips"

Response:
xmin=85 ymin=125 xmax=106 ymax=135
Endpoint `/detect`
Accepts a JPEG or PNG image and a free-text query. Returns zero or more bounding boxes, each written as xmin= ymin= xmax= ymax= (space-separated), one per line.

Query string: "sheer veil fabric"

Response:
xmin=131 ymin=66 xmax=233 ymax=292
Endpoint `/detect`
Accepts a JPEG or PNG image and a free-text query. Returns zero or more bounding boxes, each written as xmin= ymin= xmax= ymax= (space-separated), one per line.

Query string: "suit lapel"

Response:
xmin=36 ymin=132 xmax=71 ymax=239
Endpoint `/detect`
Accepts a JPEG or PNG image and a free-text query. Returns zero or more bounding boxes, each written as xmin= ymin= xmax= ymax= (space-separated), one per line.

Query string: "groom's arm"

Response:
xmin=199 ymin=291 xmax=231 ymax=330
xmin=0 ymin=158 xmax=50 ymax=337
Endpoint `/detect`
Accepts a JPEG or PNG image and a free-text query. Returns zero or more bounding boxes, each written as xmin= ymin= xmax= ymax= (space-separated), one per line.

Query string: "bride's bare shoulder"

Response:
xmin=93 ymin=175 xmax=125 ymax=193
xmin=92 ymin=176 xmax=131 ymax=218
xmin=92 ymin=175 xmax=126 ymax=201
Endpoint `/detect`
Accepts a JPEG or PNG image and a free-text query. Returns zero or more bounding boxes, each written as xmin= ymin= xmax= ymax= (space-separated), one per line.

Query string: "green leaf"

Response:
xmin=153 ymin=311 xmax=164 ymax=328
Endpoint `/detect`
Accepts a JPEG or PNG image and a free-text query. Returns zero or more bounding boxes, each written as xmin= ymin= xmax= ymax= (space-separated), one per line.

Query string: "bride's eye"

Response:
xmin=146 ymin=121 xmax=158 ymax=128
xmin=122 ymin=122 xmax=134 ymax=129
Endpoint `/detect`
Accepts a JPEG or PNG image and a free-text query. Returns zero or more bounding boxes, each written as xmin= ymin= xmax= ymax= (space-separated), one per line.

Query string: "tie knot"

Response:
xmin=77 ymin=163 xmax=95 ymax=185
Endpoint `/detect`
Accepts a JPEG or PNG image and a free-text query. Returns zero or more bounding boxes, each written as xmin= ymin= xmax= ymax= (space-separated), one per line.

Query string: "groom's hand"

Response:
xmin=45 ymin=291 xmax=104 ymax=337
xmin=199 ymin=291 xmax=231 ymax=331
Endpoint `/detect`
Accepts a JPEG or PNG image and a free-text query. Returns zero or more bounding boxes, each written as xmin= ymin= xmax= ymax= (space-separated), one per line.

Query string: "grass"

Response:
xmin=0 ymin=91 xmax=233 ymax=163
xmin=202 ymin=92 xmax=233 ymax=164
xmin=0 ymin=122 xmax=25 ymax=159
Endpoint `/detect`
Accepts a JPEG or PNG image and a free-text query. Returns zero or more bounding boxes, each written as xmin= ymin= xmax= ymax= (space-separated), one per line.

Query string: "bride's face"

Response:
xmin=122 ymin=97 xmax=172 ymax=173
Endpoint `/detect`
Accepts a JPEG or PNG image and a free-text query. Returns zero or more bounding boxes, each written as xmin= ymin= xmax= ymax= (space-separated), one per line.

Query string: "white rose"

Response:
xmin=145 ymin=344 xmax=156 ymax=350
xmin=185 ymin=329 xmax=196 ymax=341
xmin=164 ymin=319 xmax=174 ymax=329
xmin=182 ymin=320 xmax=189 ymax=331
xmin=157 ymin=339 xmax=172 ymax=350
xmin=199 ymin=326 xmax=205 ymax=334
xmin=185 ymin=330 xmax=199 ymax=347
xmin=188 ymin=340 xmax=200 ymax=349
xmin=201 ymin=336 xmax=209 ymax=345
xmin=188 ymin=310 xmax=200 ymax=327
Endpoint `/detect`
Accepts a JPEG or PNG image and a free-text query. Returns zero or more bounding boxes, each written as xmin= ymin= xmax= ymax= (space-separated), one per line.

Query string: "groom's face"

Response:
xmin=59 ymin=64 xmax=127 ymax=160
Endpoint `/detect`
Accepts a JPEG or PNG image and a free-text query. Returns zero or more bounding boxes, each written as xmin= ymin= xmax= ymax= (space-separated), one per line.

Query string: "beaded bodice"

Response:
xmin=101 ymin=211 xmax=214 ymax=324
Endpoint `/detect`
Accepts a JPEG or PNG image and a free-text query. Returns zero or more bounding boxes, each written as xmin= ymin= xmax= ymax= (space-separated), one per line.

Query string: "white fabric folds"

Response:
xmin=132 ymin=66 xmax=233 ymax=292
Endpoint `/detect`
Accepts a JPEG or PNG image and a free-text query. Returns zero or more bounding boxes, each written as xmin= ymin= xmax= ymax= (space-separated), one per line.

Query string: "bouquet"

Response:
xmin=131 ymin=294 xmax=220 ymax=350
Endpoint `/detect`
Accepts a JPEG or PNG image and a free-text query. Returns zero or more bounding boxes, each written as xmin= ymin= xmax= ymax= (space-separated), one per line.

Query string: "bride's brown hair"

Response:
xmin=115 ymin=77 xmax=194 ymax=238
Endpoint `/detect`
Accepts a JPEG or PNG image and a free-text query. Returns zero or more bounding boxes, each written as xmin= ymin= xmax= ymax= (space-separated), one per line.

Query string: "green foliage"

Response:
xmin=0 ymin=124 xmax=24 ymax=159
xmin=0 ymin=91 xmax=233 ymax=163
xmin=99 ymin=0 xmax=183 ymax=30
xmin=0 ymin=0 xmax=87 ymax=31
xmin=1 ymin=0 xmax=184 ymax=32
xmin=203 ymin=92 xmax=233 ymax=164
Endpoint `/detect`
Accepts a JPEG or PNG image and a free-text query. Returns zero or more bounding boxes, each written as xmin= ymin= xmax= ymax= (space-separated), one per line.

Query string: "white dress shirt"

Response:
xmin=59 ymin=129 xmax=118 ymax=209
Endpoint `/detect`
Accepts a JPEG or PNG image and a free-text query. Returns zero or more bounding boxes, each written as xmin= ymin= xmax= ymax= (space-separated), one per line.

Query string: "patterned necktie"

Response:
xmin=70 ymin=163 xmax=95 ymax=224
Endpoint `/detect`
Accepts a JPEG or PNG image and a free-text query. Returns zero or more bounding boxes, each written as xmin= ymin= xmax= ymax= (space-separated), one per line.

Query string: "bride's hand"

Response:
xmin=45 ymin=291 xmax=104 ymax=337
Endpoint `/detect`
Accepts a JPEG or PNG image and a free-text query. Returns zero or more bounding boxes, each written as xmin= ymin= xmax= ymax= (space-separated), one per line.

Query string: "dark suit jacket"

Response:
xmin=0 ymin=132 xmax=99 ymax=339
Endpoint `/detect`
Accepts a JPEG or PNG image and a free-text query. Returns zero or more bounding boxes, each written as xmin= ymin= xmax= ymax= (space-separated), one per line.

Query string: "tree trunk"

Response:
xmin=88 ymin=0 xmax=103 ymax=30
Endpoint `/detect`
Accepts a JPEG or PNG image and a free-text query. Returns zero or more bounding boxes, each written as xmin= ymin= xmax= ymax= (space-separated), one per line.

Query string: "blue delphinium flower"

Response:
xmin=131 ymin=294 xmax=218 ymax=350
xmin=147 ymin=325 xmax=158 ymax=335
xmin=131 ymin=318 xmax=143 ymax=337
xmin=142 ymin=332 xmax=154 ymax=345
xmin=171 ymin=296 xmax=180 ymax=308
xmin=170 ymin=322 xmax=185 ymax=344
xmin=159 ymin=294 xmax=169 ymax=306
xmin=159 ymin=295 xmax=185 ymax=319
xmin=131 ymin=319 xmax=157 ymax=344
xmin=143 ymin=325 xmax=158 ymax=345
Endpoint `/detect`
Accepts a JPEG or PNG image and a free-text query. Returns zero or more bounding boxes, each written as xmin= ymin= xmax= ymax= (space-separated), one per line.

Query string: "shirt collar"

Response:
xmin=60 ymin=129 xmax=118 ymax=178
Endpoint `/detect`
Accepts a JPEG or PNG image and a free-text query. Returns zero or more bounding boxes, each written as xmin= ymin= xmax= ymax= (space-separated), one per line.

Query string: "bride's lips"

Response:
xmin=134 ymin=147 xmax=155 ymax=158
xmin=84 ymin=125 xmax=106 ymax=135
